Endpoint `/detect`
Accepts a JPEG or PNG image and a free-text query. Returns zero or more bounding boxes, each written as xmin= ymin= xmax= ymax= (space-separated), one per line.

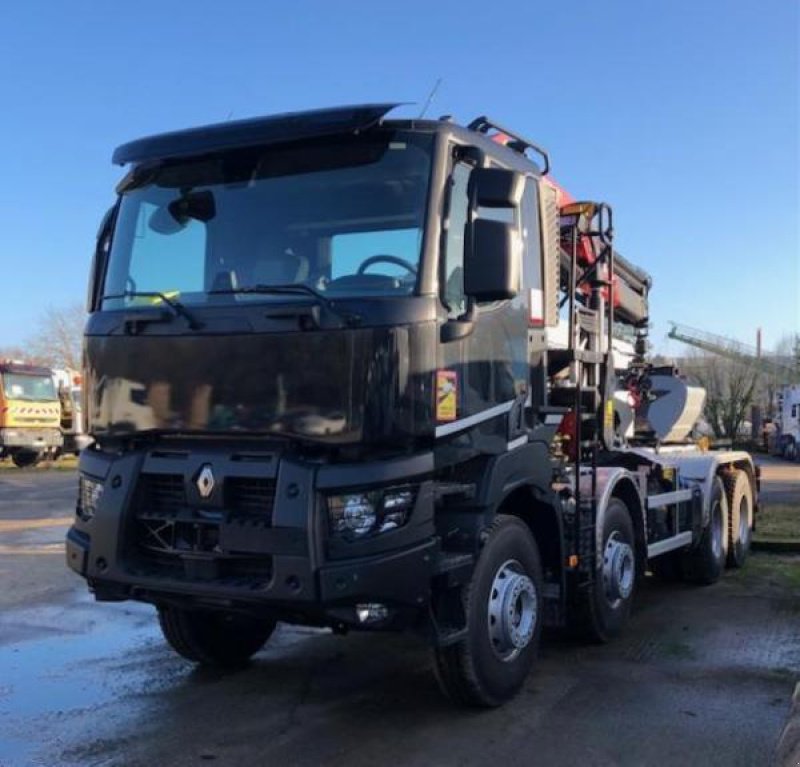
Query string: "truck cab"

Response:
xmin=67 ymin=104 xmax=757 ymax=707
xmin=0 ymin=361 xmax=62 ymax=467
xmin=776 ymin=384 xmax=800 ymax=460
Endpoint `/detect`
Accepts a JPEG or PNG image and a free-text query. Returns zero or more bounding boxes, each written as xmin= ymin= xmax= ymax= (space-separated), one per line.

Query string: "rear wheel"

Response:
xmin=724 ymin=470 xmax=753 ymax=569
xmin=432 ymin=515 xmax=543 ymax=707
xmin=157 ymin=606 xmax=276 ymax=668
xmin=682 ymin=476 xmax=728 ymax=585
xmin=11 ymin=450 xmax=42 ymax=468
xmin=580 ymin=499 xmax=638 ymax=643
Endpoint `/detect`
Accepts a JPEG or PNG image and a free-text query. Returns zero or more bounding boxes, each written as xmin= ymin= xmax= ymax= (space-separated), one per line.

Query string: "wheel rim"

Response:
xmin=602 ymin=531 xmax=635 ymax=608
xmin=711 ymin=499 xmax=723 ymax=560
xmin=487 ymin=559 xmax=538 ymax=662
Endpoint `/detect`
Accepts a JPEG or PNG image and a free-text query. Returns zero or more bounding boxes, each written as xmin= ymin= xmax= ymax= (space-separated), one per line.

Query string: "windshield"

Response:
xmin=102 ymin=131 xmax=433 ymax=309
xmin=2 ymin=374 xmax=58 ymax=402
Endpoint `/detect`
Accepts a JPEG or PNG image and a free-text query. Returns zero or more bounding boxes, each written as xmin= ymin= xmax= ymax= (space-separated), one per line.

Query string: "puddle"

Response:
xmin=0 ymin=607 xmax=158 ymax=766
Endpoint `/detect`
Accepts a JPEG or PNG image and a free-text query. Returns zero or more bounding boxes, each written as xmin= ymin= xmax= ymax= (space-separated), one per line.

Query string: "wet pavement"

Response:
xmin=0 ymin=461 xmax=798 ymax=767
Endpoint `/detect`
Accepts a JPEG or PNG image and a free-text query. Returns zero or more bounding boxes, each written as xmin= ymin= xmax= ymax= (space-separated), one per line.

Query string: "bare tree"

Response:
xmin=683 ymin=352 xmax=760 ymax=439
xmin=0 ymin=344 xmax=47 ymax=365
xmin=774 ymin=332 xmax=800 ymax=381
xmin=28 ymin=303 xmax=86 ymax=370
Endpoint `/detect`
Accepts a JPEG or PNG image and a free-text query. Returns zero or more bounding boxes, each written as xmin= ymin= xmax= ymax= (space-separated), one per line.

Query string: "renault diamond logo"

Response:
xmin=196 ymin=465 xmax=215 ymax=499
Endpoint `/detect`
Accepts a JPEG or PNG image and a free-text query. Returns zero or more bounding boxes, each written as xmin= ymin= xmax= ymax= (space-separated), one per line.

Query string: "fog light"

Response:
xmin=78 ymin=475 xmax=104 ymax=521
xmin=356 ymin=603 xmax=389 ymax=624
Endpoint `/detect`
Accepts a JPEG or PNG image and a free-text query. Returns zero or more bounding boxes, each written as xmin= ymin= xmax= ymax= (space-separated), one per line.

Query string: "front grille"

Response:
xmin=226 ymin=477 xmax=275 ymax=521
xmin=129 ymin=471 xmax=276 ymax=585
xmin=138 ymin=473 xmax=186 ymax=515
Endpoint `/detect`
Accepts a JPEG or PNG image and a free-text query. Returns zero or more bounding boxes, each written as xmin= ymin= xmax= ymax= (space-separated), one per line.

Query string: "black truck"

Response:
xmin=67 ymin=104 xmax=757 ymax=706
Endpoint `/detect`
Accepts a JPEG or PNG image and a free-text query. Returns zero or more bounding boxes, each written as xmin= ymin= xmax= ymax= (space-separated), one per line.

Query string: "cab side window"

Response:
xmin=521 ymin=178 xmax=542 ymax=293
xmin=442 ymin=162 xmax=471 ymax=318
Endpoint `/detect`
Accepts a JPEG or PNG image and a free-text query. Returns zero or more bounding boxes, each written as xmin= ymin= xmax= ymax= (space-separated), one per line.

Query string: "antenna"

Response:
xmin=418 ymin=78 xmax=443 ymax=119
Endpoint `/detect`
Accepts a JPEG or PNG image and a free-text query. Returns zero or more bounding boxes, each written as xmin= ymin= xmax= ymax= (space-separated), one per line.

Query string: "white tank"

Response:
xmin=639 ymin=374 xmax=706 ymax=443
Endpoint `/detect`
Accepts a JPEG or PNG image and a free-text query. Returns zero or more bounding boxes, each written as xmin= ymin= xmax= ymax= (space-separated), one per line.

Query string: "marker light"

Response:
xmin=77 ymin=475 xmax=104 ymax=521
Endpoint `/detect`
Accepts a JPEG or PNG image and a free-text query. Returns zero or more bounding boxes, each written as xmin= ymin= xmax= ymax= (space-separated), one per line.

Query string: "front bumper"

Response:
xmin=0 ymin=427 xmax=62 ymax=450
xmin=67 ymin=445 xmax=436 ymax=624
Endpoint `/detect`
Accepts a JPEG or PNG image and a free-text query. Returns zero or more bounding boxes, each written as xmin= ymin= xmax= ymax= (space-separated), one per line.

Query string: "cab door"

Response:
xmin=435 ymin=151 xmax=530 ymax=451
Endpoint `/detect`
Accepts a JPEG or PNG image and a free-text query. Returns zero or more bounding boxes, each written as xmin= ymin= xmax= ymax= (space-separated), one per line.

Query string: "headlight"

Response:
xmin=77 ymin=475 xmax=104 ymax=521
xmin=328 ymin=486 xmax=416 ymax=540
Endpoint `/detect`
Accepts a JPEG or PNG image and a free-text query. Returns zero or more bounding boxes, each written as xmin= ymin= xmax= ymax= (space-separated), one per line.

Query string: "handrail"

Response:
xmin=466 ymin=116 xmax=550 ymax=175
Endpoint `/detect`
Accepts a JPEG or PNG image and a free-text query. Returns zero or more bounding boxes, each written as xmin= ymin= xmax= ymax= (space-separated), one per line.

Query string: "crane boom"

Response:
xmin=667 ymin=322 xmax=797 ymax=381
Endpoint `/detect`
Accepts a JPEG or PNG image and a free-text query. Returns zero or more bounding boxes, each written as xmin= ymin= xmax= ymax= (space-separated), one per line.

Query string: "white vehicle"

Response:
xmin=775 ymin=384 xmax=800 ymax=461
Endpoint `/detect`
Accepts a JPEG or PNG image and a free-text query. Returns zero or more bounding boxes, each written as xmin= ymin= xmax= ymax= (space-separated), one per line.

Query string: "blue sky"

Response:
xmin=0 ymin=0 xmax=797 ymax=354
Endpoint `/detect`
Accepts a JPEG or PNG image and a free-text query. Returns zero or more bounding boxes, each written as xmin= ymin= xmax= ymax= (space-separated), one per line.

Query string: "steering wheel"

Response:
xmin=356 ymin=254 xmax=417 ymax=276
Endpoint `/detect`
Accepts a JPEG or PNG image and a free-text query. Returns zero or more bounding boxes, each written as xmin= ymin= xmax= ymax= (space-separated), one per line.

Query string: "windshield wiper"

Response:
xmin=102 ymin=291 xmax=202 ymax=330
xmin=209 ymin=284 xmax=359 ymax=327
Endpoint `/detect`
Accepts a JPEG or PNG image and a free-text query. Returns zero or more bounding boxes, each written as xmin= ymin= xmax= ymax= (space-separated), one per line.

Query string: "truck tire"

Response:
xmin=157 ymin=606 xmax=276 ymax=668
xmin=578 ymin=498 xmax=637 ymax=643
xmin=724 ymin=470 xmax=753 ymax=569
xmin=432 ymin=515 xmax=543 ymax=707
xmin=682 ymin=476 xmax=728 ymax=585
xmin=11 ymin=450 xmax=42 ymax=468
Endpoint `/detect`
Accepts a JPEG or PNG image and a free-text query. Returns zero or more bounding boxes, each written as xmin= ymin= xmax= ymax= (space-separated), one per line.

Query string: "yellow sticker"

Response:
xmin=436 ymin=370 xmax=457 ymax=422
xmin=604 ymin=399 xmax=614 ymax=428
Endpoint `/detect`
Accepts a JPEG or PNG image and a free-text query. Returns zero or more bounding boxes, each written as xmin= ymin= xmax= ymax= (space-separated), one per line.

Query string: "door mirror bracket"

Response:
xmin=440 ymin=302 xmax=477 ymax=343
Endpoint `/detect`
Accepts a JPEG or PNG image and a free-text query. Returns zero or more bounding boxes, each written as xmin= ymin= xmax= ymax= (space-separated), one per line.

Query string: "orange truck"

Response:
xmin=0 ymin=360 xmax=62 ymax=467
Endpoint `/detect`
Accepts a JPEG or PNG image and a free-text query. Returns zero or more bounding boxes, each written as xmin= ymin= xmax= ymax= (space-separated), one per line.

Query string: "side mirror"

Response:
xmin=464 ymin=219 xmax=520 ymax=302
xmin=469 ymin=167 xmax=524 ymax=208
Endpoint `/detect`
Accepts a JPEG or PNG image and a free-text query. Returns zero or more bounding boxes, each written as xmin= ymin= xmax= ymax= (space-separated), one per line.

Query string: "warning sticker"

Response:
xmin=436 ymin=370 xmax=458 ymax=422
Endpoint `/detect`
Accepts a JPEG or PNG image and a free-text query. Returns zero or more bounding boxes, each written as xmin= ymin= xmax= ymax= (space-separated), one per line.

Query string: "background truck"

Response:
xmin=67 ymin=104 xmax=758 ymax=707
xmin=775 ymin=384 xmax=800 ymax=461
xmin=0 ymin=360 xmax=63 ymax=467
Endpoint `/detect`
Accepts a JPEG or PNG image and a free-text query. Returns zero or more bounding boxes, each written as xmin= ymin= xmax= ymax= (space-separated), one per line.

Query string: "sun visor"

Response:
xmin=113 ymin=103 xmax=403 ymax=165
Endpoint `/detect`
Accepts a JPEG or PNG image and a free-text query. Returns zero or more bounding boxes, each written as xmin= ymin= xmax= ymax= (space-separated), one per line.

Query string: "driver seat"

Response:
xmin=251 ymin=248 xmax=309 ymax=286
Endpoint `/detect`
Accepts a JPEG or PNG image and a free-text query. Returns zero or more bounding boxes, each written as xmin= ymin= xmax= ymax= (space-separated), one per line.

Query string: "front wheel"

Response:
xmin=433 ymin=515 xmax=544 ymax=707
xmin=11 ymin=450 xmax=42 ymax=468
xmin=157 ymin=606 xmax=276 ymax=668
